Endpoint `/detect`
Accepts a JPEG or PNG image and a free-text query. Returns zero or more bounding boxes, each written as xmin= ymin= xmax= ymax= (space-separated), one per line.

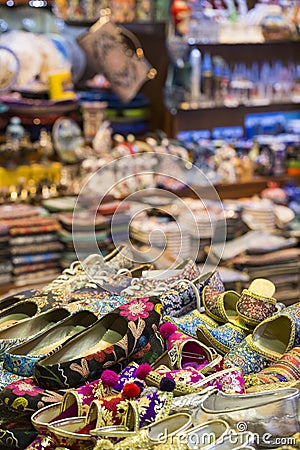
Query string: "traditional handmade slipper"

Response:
xmin=0 ymin=307 xmax=70 ymax=361
xmin=202 ymin=287 xmax=242 ymax=327
xmin=244 ymin=347 xmax=300 ymax=388
xmin=47 ymin=384 xmax=174 ymax=450
xmin=0 ymin=300 xmax=40 ymax=331
xmin=0 ymin=405 xmax=37 ymax=449
xmin=34 ymin=296 xmax=162 ymax=390
xmin=161 ymin=271 xmax=225 ymax=318
xmin=31 ymin=370 xmax=122 ymax=435
xmin=163 ymin=310 xmax=218 ymax=338
xmin=159 ymin=323 xmax=220 ymax=373
xmin=224 ymin=309 xmax=300 ymax=375
xmin=246 ymin=380 xmax=300 ymax=393
xmin=135 ymin=363 xmax=245 ymax=396
xmin=183 ymin=419 xmax=231 ymax=450
xmin=193 ymin=386 xmax=300 ymax=447
xmin=92 ymin=413 xmax=192 ymax=450
xmin=196 ymin=322 xmax=249 ymax=355
xmin=0 ymin=377 xmax=64 ymax=414
xmin=3 ymin=310 xmax=98 ymax=377
xmin=236 ymin=279 xmax=277 ymax=327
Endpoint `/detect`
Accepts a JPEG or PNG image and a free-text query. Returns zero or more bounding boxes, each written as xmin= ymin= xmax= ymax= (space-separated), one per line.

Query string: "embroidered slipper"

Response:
xmin=92 ymin=413 xmax=192 ymax=450
xmin=202 ymin=288 xmax=242 ymax=327
xmin=196 ymin=322 xmax=249 ymax=355
xmin=159 ymin=323 xmax=220 ymax=372
xmin=224 ymin=310 xmax=300 ymax=375
xmin=0 ymin=377 xmax=64 ymax=414
xmin=34 ymin=296 xmax=162 ymax=390
xmin=31 ymin=370 xmax=120 ymax=435
xmin=244 ymin=347 xmax=300 ymax=388
xmin=236 ymin=279 xmax=277 ymax=327
xmin=3 ymin=310 xmax=98 ymax=377
xmin=47 ymin=385 xmax=174 ymax=449
xmin=163 ymin=310 xmax=218 ymax=338
xmin=135 ymin=363 xmax=245 ymax=396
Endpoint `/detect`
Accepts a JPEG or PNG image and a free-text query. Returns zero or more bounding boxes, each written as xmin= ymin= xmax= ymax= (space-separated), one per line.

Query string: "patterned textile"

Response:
xmin=34 ymin=297 xmax=162 ymax=390
xmin=164 ymin=310 xmax=217 ymax=338
xmin=0 ymin=362 xmax=24 ymax=391
xmin=197 ymin=322 xmax=249 ymax=355
xmin=9 ymin=233 xmax=58 ymax=245
xmin=13 ymin=262 xmax=58 ymax=275
xmin=237 ymin=289 xmax=277 ymax=327
xmin=0 ymin=403 xmax=37 ymax=449
xmin=10 ymin=224 xmax=61 ymax=236
xmin=10 ymin=242 xmax=63 ymax=256
xmin=0 ymin=377 xmax=64 ymax=413
xmin=12 ymin=253 xmax=62 ymax=265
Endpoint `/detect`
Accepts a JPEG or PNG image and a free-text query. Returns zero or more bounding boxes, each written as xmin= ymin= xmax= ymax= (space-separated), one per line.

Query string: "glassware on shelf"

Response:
xmin=186 ymin=0 xmax=220 ymax=43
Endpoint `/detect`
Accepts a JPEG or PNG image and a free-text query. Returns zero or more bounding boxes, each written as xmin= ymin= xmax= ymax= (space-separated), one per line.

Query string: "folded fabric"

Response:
xmin=0 ymin=274 xmax=13 ymax=285
xmin=0 ymin=262 xmax=12 ymax=274
xmin=211 ymin=231 xmax=298 ymax=261
xmin=58 ymin=229 xmax=110 ymax=243
xmin=9 ymin=224 xmax=61 ymax=236
xmin=4 ymin=217 xmax=59 ymax=228
xmin=9 ymin=233 xmax=58 ymax=246
xmin=12 ymin=253 xmax=62 ymax=265
xmin=10 ymin=242 xmax=64 ymax=256
xmin=58 ymin=212 xmax=110 ymax=232
xmin=13 ymin=262 xmax=58 ymax=275
xmin=0 ymin=224 xmax=9 ymax=235
xmin=0 ymin=235 xmax=9 ymax=244
xmin=0 ymin=204 xmax=40 ymax=220
xmin=230 ymin=248 xmax=300 ymax=267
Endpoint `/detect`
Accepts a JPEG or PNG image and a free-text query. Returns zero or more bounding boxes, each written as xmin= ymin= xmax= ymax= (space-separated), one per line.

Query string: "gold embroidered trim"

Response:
xmin=241 ymin=289 xmax=277 ymax=305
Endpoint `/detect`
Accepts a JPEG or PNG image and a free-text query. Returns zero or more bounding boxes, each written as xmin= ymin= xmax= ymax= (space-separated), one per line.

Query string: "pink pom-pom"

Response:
xmin=159 ymin=322 xmax=177 ymax=339
xmin=122 ymin=383 xmax=141 ymax=399
xmin=101 ymin=370 xmax=119 ymax=388
xmin=135 ymin=363 xmax=152 ymax=380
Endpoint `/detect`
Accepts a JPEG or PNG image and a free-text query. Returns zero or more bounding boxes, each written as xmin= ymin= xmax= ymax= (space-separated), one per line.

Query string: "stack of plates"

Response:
xmin=241 ymin=199 xmax=276 ymax=232
xmin=179 ymin=210 xmax=219 ymax=239
xmin=130 ymin=213 xmax=191 ymax=259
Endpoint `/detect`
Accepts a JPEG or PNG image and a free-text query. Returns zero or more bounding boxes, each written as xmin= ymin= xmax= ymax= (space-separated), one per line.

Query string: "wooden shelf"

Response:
xmin=169 ymin=102 xmax=300 ymax=136
xmin=65 ymin=20 xmax=166 ymax=36
xmin=174 ymin=174 xmax=300 ymax=200
xmin=177 ymin=99 xmax=300 ymax=113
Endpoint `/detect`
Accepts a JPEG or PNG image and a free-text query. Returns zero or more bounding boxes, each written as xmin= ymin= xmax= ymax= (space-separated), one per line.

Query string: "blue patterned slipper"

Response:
xmin=163 ymin=310 xmax=217 ymax=338
xmin=197 ymin=323 xmax=249 ymax=355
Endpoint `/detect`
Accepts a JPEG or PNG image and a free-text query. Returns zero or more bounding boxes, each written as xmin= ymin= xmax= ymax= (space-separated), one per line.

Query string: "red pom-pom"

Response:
xmin=122 ymin=383 xmax=141 ymax=399
xmin=101 ymin=370 xmax=119 ymax=388
xmin=135 ymin=363 xmax=152 ymax=380
xmin=159 ymin=322 xmax=177 ymax=339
